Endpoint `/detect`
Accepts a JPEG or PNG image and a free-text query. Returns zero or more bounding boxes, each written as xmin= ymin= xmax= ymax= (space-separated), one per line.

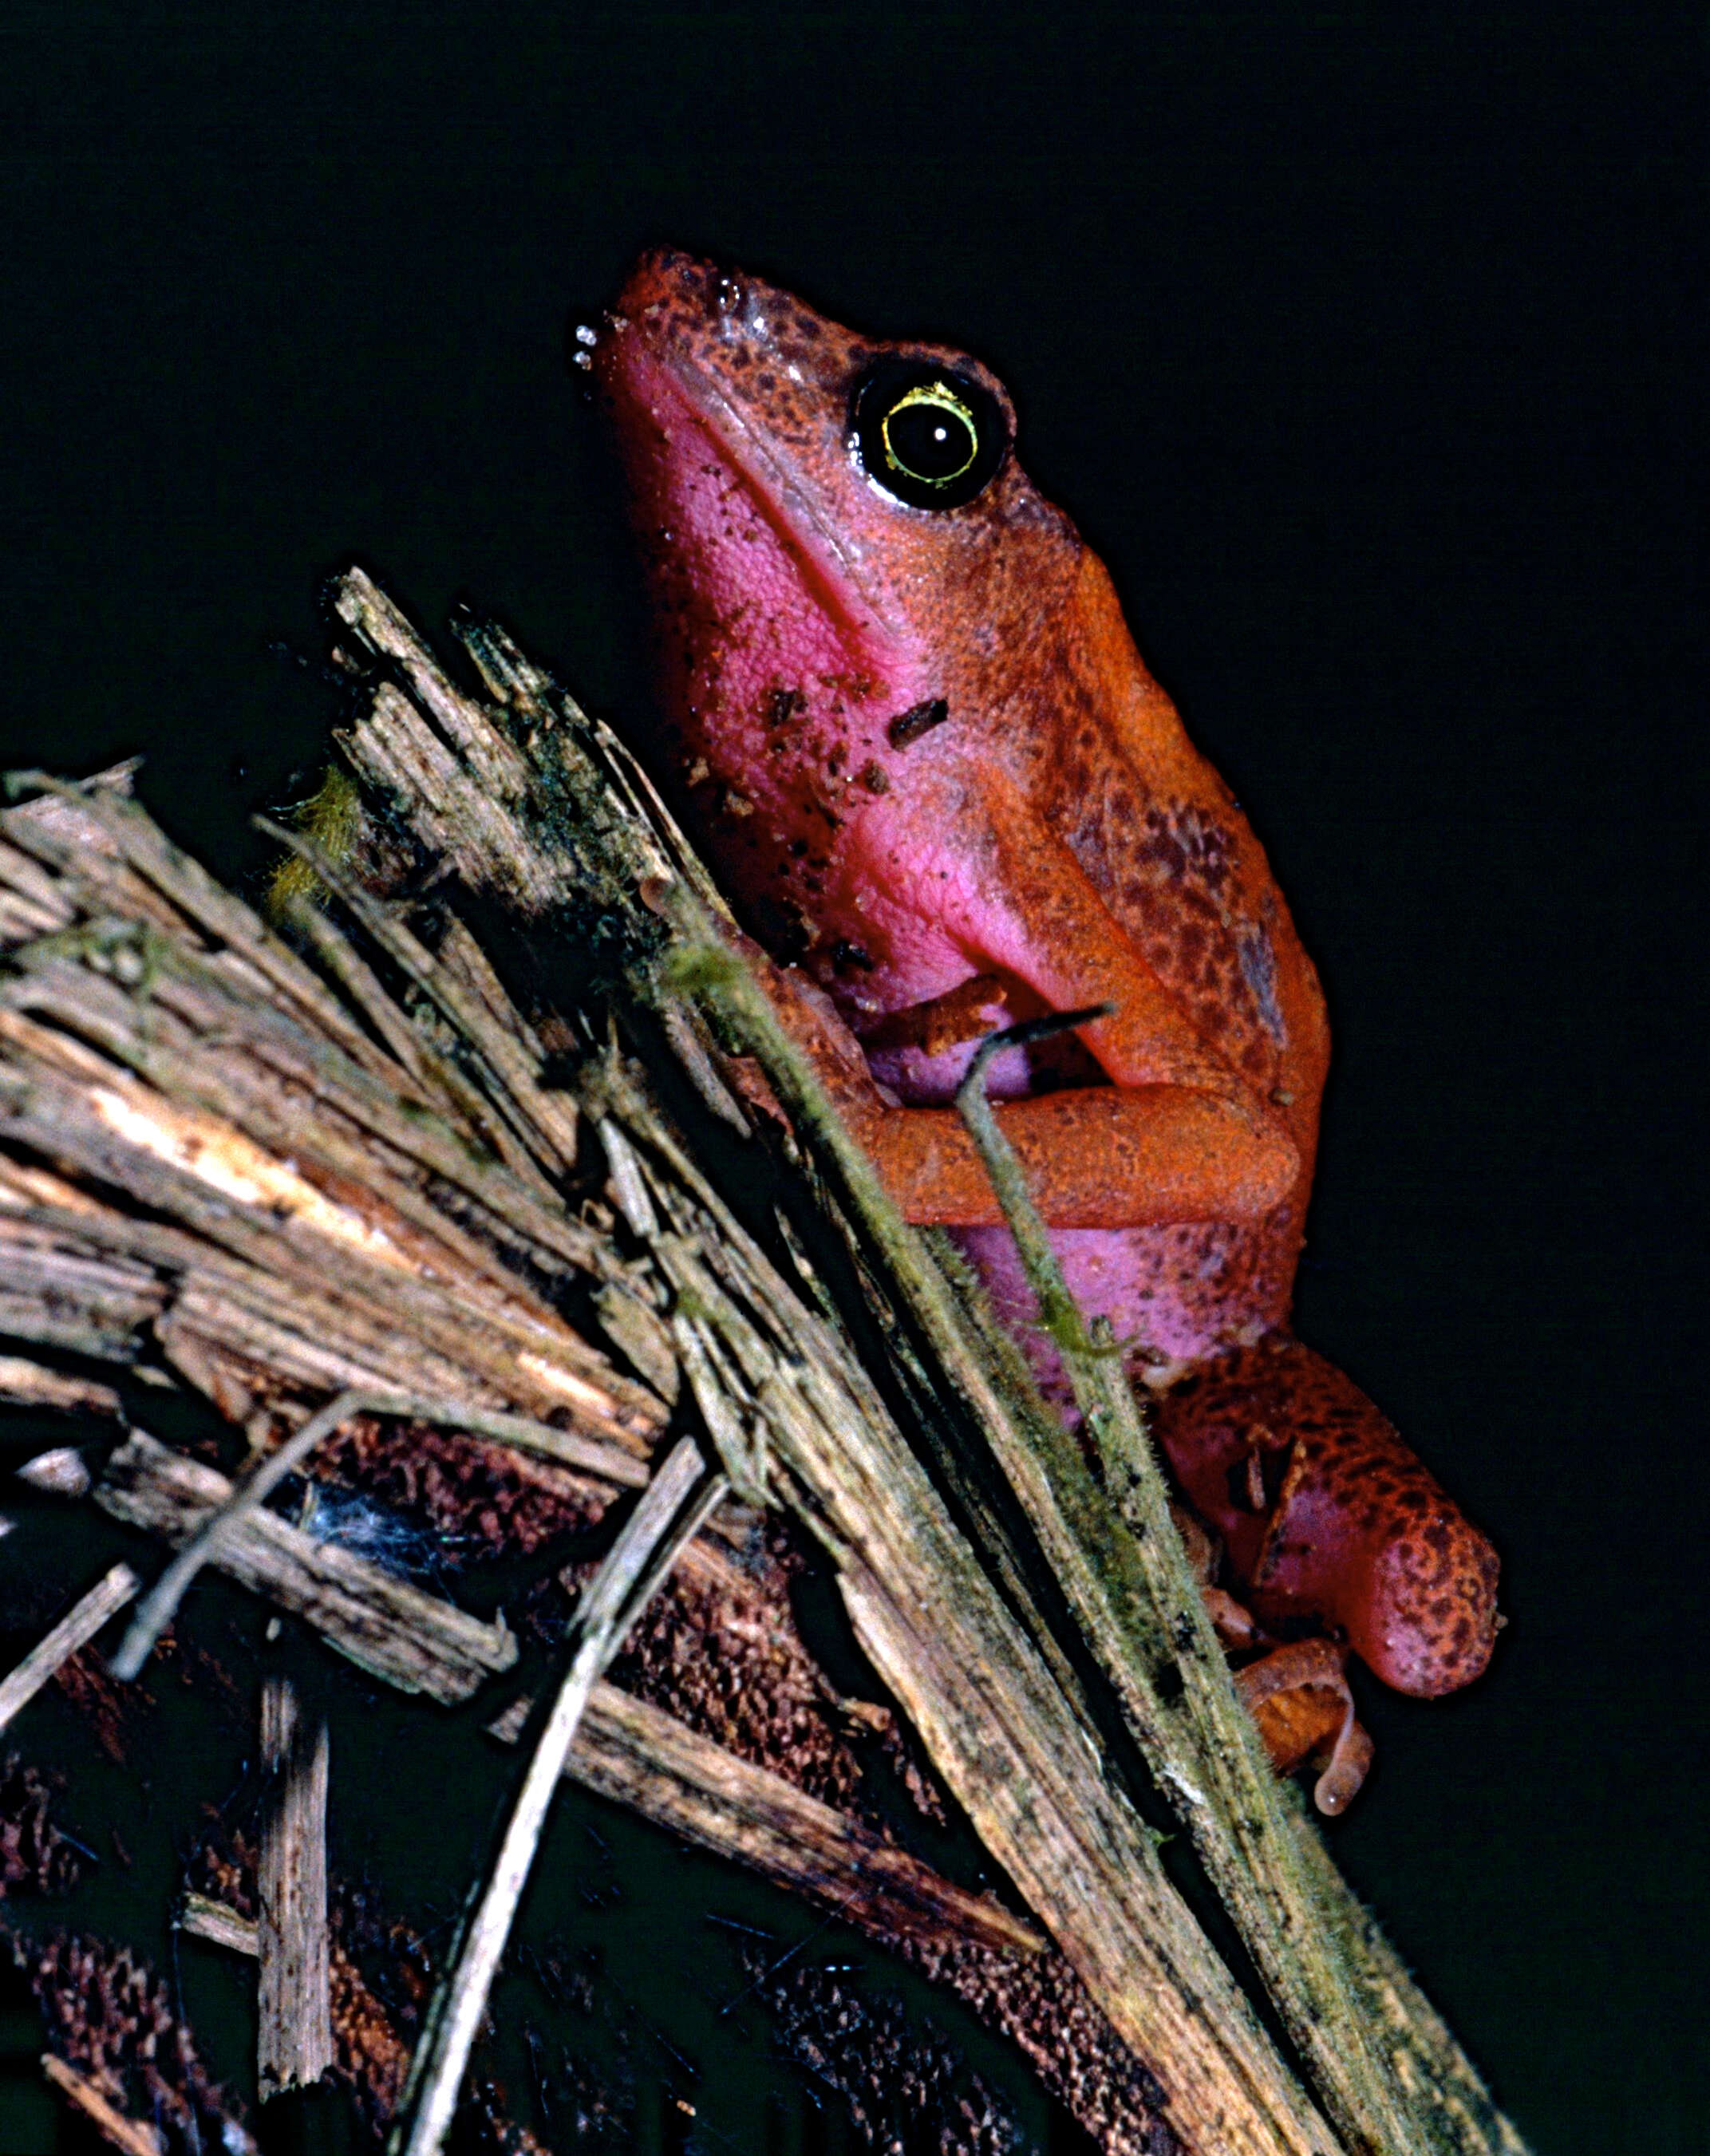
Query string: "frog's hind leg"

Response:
xmin=1149 ymin=1333 xmax=1501 ymax=1697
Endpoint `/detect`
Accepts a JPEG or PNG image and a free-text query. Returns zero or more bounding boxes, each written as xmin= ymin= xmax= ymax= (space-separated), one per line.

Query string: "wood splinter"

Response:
xmin=391 ymin=1435 xmax=726 ymax=2156
xmin=0 ymin=1561 xmax=138 ymax=1735
xmin=258 ymin=1675 xmax=333 ymax=2099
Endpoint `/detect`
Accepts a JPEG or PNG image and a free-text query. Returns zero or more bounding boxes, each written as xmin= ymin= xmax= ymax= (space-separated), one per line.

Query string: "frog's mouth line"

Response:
xmin=642 ymin=338 xmax=906 ymax=660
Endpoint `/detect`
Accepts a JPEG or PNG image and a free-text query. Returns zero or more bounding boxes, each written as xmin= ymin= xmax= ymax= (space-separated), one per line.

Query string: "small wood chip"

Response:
xmin=0 ymin=1354 xmax=122 ymax=1416
xmin=178 ymin=1892 xmax=262 ymax=1957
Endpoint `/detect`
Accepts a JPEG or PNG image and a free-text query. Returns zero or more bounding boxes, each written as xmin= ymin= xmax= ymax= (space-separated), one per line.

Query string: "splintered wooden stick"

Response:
xmin=257 ymin=1676 xmax=332 ymax=2099
xmin=41 ymin=2054 xmax=163 ymax=2156
xmin=0 ymin=1562 xmax=138 ymax=1734
xmin=392 ymin=1437 xmax=725 ymax=2156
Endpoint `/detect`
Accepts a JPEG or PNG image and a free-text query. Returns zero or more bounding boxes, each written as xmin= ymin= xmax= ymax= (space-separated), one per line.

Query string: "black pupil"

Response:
xmin=883 ymin=390 xmax=977 ymax=484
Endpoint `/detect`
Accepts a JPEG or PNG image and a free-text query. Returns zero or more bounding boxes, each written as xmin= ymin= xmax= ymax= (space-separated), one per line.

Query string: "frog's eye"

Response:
xmin=851 ymin=360 xmax=1006 ymax=511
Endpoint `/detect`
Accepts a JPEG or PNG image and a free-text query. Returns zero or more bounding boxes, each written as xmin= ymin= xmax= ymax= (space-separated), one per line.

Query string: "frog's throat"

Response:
xmin=637 ymin=333 xmax=906 ymax=667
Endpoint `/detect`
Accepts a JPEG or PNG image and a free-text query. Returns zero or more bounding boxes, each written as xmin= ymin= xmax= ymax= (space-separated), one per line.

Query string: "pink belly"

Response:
xmin=948 ymin=1220 xmax=1293 ymax=1399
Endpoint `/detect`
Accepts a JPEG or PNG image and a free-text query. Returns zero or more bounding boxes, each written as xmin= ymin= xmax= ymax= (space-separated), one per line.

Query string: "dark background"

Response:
xmin=2 ymin=6 xmax=1706 ymax=2153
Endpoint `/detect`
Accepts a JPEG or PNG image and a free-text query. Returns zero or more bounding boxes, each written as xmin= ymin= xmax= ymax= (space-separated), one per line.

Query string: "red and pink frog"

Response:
xmin=587 ymin=247 xmax=1500 ymax=1803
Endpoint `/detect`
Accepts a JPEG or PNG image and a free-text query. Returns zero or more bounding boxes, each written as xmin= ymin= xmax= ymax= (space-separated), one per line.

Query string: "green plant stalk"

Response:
xmin=672 ymin=942 xmax=1518 ymax=2156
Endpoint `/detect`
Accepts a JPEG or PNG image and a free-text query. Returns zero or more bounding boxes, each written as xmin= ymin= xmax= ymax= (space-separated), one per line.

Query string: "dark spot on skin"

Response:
xmin=831 ymin=939 xmax=874 ymax=971
xmin=751 ymin=895 xmax=817 ymax=958
xmin=1154 ymin=1659 xmax=1185 ymax=1706
xmin=887 ymin=697 xmax=950 ymax=749
xmin=766 ymin=686 xmax=807 ymax=728
xmin=855 ymin=761 xmax=890 ymax=795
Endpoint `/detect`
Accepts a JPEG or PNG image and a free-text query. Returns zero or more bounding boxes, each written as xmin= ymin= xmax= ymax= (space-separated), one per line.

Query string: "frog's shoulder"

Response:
xmin=1027 ymin=554 xmax=1325 ymax=1092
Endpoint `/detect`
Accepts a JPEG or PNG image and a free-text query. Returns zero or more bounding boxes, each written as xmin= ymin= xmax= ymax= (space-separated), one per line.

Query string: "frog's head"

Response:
xmin=587 ymin=246 xmax=1083 ymax=649
xmin=584 ymin=251 xmax=1088 ymax=823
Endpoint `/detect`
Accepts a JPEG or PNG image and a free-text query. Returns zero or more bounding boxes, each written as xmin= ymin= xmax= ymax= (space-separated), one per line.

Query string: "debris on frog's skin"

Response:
xmin=14 ymin=1447 xmax=91 ymax=1498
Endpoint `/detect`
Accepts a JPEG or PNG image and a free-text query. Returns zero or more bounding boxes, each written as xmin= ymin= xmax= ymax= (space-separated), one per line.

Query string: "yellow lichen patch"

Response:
xmin=265 ymin=767 xmax=363 ymax=923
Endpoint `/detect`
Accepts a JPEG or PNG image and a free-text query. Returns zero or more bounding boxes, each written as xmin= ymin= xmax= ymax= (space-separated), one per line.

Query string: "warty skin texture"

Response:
xmin=592 ymin=247 xmax=1498 ymax=1700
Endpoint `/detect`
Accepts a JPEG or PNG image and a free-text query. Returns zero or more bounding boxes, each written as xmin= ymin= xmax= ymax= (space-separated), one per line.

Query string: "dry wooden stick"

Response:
xmin=109 ymin=1385 xmax=646 ymax=1680
xmin=257 ymin=1676 xmax=333 ymax=2098
xmin=391 ymin=1436 xmax=726 ymax=2156
xmin=41 ymin=2053 xmax=164 ymax=2156
xmin=0 ymin=1562 xmax=138 ymax=1734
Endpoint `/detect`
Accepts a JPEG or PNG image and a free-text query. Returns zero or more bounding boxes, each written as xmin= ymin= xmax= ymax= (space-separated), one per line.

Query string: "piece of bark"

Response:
xmin=257 ymin=1676 xmax=332 ymax=2098
xmin=41 ymin=2053 xmax=164 ymax=2156
xmin=96 ymin=1431 xmax=515 ymax=1702
xmin=0 ymin=1562 xmax=139 ymax=1735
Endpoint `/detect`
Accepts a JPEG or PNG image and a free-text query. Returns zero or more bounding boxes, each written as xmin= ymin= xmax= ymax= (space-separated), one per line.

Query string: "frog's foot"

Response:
xmin=1235 ymin=1640 xmax=1375 ymax=1816
xmin=1149 ymin=1333 xmax=1501 ymax=1696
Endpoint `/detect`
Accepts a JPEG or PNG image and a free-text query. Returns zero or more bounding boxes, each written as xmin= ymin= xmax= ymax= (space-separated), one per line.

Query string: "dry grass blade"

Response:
xmin=392 ymin=1439 xmax=724 ymax=2156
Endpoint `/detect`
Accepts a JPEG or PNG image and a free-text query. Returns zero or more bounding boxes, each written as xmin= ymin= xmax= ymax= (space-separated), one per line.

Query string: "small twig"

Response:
xmin=391 ymin=1437 xmax=726 ymax=2156
xmin=109 ymin=1388 xmax=647 ymax=1680
xmin=41 ymin=2054 xmax=163 ymax=2156
xmin=0 ymin=1562 xmax=139 ymax=1733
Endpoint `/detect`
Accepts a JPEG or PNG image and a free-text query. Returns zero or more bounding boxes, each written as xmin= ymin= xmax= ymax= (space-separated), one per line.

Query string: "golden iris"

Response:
xmin=879 ymin=382 xmax=981 ymax=487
